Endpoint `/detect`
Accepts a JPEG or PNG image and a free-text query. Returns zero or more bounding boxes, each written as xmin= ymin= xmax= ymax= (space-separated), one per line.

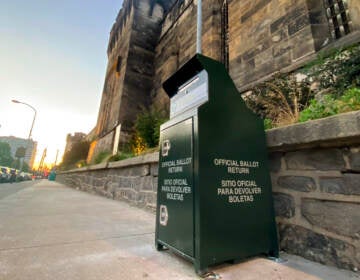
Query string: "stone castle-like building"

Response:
xmin=64 ymin=132 xmax=87 ymax=154
xmin=90 ymin=0 xmax=360 ymax=160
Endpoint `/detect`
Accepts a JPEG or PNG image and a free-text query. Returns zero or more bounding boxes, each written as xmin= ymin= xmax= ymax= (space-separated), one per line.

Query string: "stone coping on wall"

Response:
xmin=62 ymin=111 xmax=360 ymax=174
xmin=61 ymin=152 xmax=159 ymax=174
xmin=266 ymin=111 xmax=360 ymax=152
xmin=107 ymin=152 xmax=159 ymax=168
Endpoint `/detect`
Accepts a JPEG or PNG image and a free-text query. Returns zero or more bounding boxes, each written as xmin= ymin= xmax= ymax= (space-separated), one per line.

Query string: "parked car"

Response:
xmin=0 ymin=166 xmax=10 ymax=183
xmin=9 ymin=168 xmax=18 ymax=183
xmin=18 ymin=172 xmax=32 ymax=181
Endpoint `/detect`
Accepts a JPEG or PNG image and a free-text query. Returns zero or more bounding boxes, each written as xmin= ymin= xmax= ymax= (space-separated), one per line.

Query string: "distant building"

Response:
xmin=0 ymin=136 xmax=37 ymax=169
xmin=64 ymin=132 xmax=87 ymax=154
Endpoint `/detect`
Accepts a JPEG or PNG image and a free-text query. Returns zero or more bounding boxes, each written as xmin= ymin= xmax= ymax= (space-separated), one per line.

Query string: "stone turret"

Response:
xmin=92 ymin=0 xmax=177 ymax=160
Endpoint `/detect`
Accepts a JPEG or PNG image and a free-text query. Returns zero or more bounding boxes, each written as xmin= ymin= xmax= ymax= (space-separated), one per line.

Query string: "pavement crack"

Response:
xmin=0 ymin=231 xmax=154 ymax=252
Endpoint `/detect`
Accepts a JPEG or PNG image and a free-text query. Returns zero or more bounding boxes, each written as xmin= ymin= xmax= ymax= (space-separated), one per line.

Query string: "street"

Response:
xmin=0 ymin=180 xmax=358 ymax=280
xmin=0 ymin=180 xmax=30 ymax=200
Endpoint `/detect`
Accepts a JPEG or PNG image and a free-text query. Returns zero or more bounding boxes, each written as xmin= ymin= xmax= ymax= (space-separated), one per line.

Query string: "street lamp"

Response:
xmin=11 ymin=100 xmax=37 ymax=140
xmin=11 ymin=99 xmax=37 ymax=171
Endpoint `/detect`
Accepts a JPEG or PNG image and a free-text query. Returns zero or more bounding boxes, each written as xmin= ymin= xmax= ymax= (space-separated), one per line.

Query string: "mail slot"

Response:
xmin=155 ymin=54 xmax=279 ymax=274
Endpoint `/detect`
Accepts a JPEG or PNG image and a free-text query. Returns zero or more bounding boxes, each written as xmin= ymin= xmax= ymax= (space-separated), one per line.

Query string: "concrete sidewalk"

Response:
xmin=0 ymin=180 xmax=358 ymax=280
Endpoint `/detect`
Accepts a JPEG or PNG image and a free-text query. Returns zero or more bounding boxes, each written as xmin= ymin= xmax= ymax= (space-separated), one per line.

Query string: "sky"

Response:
xmin=0 ymin=0 xmax=122 ymax=167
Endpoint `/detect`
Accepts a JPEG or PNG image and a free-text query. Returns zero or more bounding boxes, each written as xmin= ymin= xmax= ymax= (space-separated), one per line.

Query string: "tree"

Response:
xmin=134 ymin=107 xmax=168 ymax=148
xmin=22 ymin=162 xmax=30 ymax=172
xmin=15 ymin=147 xmax=26 ymax=158
xmin=11 ymin=159 xmax=30 ymax=172
xmin=0 ymin=142 xmax=14 ymax=166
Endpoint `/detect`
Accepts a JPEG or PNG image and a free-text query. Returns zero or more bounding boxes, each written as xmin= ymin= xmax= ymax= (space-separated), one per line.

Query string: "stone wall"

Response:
xmin=58 ymin=153 xmax=159 ymax=209
xmin=58 ymin=111 xmax=360 ymax=271
xmin=349 ymin=0 xmax=360 ymax=30
xmin=92 ymin=0 xmax=134 ymax=157
xmin=227 ymin=0 xmax=360 ymax=91
xmin=152 ymin=0 xmax=360 ymax=108
xmin=267 ymin=111 xmax=360 ymax=271
xmin=228 ymin=0 xmax=322 ymax=90
xmin=235 ymin=0 xmax=360 ymax=91
xmin=152 ymin=0 xmax=222 ymax=110
xmin=92 ymin=0 xmax=360 ymax=158
xmin=118 ymin=0 xmax=165 ymax=130
xmin=91 ymin=131 xmax=114 ymax=160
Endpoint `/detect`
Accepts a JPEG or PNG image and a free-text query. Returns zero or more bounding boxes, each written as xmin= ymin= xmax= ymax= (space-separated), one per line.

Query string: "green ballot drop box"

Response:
xmin=155 ymin=54 xmax=279 ymax=273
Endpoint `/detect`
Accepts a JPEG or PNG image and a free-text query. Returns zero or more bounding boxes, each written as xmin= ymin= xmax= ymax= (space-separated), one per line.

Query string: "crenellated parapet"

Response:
xmin=107 ymin=0 xmax=134 ymax=56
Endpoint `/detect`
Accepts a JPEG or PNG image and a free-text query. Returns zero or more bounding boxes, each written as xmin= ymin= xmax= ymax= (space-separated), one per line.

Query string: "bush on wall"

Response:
xmin=299 ymin=87 xmax=360 ymax=122
xmin=302 ymin=44 xmax=360 ymax=97
xmin=244 ymin=73 xmax=313 ymax=127
xmin=131 ymin=107 xmax=167 ymax=154
xmin=244 ymin=43 xmax=360 ymax=129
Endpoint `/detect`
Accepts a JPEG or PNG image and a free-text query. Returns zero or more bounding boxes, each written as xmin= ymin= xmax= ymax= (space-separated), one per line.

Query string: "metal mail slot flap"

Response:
xmin=170 ymin=70 xmax=208 ymax=118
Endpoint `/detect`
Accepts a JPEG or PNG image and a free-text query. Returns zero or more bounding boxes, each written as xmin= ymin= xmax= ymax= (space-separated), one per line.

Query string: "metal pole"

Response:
xmin=196 ymin=0 xmax=202 ymax=54
xmin=28 ymin=108 xmax=37 ymax=140
xmin=11 ymin=100 xmax=37 ymax=171
xmin=54 ymin=149 xmax=59 ymax=167
xmin=11 ymin=100 xmax=37 ymax=140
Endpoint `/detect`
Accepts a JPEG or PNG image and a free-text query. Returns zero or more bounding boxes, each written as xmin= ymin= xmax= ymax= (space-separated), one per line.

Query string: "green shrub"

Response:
xmin=108 ymin=152 xmax=134 ymax=162
xmin=338 ymin=87 xmax=360 ymax=113
xmin=302 ymin=44 xmax=360 ymax=97
xmin=299 ymin=95 xmax=338 ymax=122
xmin=75 ymin=160 xmax=87 ymax=168
xmin=263 ymin=118 xmax=273 ymax=130
xmin=134 ymin=108 xmax=167 ymax=149
xmin=299 ymin=87 xmax=360 ymax=122
xmin=245 ymin=43 xmax=360 ymax=128
xmin=0 ymin=142 xmax=14 ymax=167
xmin=94 ymin=151 xmax=111 ymax=164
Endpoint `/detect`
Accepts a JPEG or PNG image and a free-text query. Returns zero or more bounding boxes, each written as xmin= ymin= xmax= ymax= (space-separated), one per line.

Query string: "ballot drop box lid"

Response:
xmin=155 ymin=54 xmax=279 ymax=274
